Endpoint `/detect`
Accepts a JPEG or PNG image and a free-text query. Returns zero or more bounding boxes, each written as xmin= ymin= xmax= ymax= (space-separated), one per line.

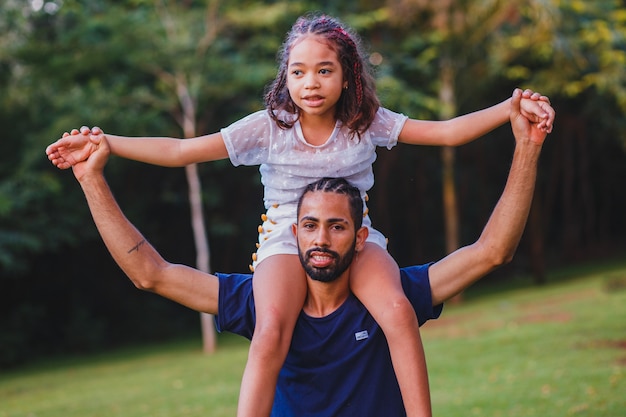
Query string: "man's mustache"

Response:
xmin=305 ymin=247 xmax=339 ymax=262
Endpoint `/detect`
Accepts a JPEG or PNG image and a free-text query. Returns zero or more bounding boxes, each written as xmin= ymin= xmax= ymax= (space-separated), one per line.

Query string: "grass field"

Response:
xmin=1 ymin=263 xmax=625 ymax=416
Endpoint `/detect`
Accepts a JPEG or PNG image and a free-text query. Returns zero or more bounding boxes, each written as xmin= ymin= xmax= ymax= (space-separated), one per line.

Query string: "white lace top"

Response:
xmin=221 ymin=107 xmax=408 ymax=208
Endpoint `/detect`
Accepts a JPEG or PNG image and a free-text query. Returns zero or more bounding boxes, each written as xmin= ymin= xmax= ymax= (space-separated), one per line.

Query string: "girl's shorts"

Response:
xmin=250 ymin=202 xmax=387 ymax=270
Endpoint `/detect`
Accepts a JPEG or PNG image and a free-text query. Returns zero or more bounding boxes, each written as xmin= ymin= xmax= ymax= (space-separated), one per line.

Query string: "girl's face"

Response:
xmin=286 ymin=36 xmax=347 ymax=122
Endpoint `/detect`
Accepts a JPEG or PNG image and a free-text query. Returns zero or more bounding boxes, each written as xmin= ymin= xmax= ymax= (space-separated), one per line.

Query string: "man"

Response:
xmin=67 ymin=88 xmax=549 ymax=415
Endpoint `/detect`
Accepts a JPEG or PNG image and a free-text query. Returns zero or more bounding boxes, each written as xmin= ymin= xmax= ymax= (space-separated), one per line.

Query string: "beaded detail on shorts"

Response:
xmin=249 ymin=204 xmax=290 ymax=272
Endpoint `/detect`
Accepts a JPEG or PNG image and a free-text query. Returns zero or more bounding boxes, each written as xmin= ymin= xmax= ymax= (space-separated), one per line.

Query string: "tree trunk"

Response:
xmin=527 ymin=193 xmax=546 ymax=285
xmin=177 ymin=76 xmax=216 ymax=354
xmin=185 ymin=163 xmax=217 ymax=354
xmin=441 ymin=147 xmax=459 ymax=254
xmin=439 ymin=57 xmax=462 ymax=303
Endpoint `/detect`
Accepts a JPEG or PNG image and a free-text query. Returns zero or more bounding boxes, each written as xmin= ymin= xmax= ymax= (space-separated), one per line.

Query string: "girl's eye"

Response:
xmin=319 ymin=69 xmax=330 ymax=75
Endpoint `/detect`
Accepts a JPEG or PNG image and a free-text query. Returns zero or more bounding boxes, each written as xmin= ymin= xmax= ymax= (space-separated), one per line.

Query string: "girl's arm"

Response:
xmin=106 ymin=131 xmax=229 ymax=166
xmin=46 ymin=127 xmax=228 ymax=169
xmin=398 ymin=89 xmax=554 ymax=146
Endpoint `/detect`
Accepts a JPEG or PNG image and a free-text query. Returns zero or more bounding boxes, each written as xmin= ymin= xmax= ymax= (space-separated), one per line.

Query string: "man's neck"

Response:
xmin=303 ymin=271 xmax=351 ymax=318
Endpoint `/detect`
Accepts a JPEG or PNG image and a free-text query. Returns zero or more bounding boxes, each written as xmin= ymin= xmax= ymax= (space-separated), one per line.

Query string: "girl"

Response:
xmin=47 ymin=13 xmax=554 ymax=417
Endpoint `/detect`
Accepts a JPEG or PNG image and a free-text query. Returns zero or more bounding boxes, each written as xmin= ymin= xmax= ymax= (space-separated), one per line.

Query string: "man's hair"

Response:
xmin=297 ymin=177 xmax=364 ymax=229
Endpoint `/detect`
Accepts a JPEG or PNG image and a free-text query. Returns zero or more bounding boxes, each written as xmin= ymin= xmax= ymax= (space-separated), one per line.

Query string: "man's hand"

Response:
xmin=69 ymin=127 xmax=110 ymax=182
xmin=511 ymin=89 xmax=550 ymax=147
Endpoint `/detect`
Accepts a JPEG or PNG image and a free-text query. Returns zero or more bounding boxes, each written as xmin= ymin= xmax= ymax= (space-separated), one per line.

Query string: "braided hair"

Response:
xmin=265 ymin=13 xmax=380 ymax=139
xmin=297 ymin=177 xmax=364 ymax=230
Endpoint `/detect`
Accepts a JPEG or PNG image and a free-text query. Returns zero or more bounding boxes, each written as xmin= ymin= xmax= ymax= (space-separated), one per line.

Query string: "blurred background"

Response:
xmin=1 ymin=0 xmax=625 ymax=368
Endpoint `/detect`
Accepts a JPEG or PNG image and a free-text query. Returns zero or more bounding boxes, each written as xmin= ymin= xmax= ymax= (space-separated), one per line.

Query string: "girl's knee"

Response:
xmin=381 ymin=295 xmax=419 ymax=328
xmin=251 ymin=312 xmax=294 ymax=355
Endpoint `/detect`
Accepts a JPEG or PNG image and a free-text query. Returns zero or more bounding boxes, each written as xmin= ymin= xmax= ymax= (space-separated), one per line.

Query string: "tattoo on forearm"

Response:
xmin=127 ymin=239 xmax=146 ymax=254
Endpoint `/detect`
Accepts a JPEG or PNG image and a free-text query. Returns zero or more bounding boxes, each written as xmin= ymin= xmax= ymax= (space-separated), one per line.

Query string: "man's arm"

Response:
xmin=429 ymin=88 xmax=550 ymax=305
xmin=71 ymin=132 xmax=219 ymax=314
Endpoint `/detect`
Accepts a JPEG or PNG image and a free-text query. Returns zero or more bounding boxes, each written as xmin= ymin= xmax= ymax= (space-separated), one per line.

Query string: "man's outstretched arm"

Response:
xmin=71 ymin=130 xmax=219 ymax=314
xmin=429 ymin=88 xmax=551 ymax=305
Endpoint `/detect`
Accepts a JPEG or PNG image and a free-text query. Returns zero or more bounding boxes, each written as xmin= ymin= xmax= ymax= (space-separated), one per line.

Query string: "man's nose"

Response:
xmin=313 ymin=228 xmax=330 ymax=247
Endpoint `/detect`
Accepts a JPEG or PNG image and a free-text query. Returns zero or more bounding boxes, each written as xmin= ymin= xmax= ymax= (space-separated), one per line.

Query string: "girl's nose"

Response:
xmin=304 ymin=74 xmax=320 ymax=89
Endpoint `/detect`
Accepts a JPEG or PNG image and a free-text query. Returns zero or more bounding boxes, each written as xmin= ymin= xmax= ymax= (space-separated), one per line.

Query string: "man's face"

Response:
xmin=293 ymin=191 xmax=365 ymax=283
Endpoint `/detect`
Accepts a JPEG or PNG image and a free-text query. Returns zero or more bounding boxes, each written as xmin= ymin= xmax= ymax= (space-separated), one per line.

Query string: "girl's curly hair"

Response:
xmin=264 ymin=13 xmax=380 ymax=139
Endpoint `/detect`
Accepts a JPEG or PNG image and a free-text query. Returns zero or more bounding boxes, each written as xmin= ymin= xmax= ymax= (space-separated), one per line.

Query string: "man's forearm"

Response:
xmin=78 ymin=173 xmax=167 ymax=287
xmin=77 ymin=172 xmax=220 ymax=314
xmin=477 ymin=140 xmax=540 ymax=261
xmin=429 ymin=140 xmax=541 ymax=305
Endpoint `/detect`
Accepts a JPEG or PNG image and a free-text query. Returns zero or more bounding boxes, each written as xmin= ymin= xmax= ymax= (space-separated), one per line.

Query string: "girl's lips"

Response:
xmin=302 ymin=96 xmax=325 ymax=107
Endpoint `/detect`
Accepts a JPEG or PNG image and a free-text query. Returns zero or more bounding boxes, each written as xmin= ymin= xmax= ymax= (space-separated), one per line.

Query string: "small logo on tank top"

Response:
xmin=354 ymin=330 xmax=369 ymax=341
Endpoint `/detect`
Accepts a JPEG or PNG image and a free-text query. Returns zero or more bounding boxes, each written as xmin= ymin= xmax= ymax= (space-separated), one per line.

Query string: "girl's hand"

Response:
xmin=71 ymin=127 xmax=109 ymax=182
xmin=511 ymin=89 xmax=548 ymax=147
xmin=518 ymin=89 xmax=555 ymax=133
xmin=46 ymin=126 xmax=103 ymax=169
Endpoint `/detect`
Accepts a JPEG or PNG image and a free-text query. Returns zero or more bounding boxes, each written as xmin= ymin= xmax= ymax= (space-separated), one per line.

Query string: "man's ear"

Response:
xmin=355 ymin=226 xmax=368 ymax=252
xmin=292 ymin=223 xmax=297 ymax=237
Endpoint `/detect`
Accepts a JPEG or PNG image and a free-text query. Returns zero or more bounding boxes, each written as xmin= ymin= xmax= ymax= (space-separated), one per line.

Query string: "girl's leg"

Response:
xmin=237 ymin=254 xmax=307 ymax=417
xmin=351 ymin=243 xmax=431 ymax=417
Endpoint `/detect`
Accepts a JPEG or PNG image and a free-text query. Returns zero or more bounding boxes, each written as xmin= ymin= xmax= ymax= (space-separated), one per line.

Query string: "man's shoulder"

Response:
xmin=399 ymin=263 xmax=443 ymax=325
xmin=400 ymin=264 xmax=431 ymax=278
xmin=399 ymin=263 xmax=432 ymax=291
xmin=215 ymin=273 xmax=255 ymax=339
xmin=216 ymin=272 xmax=253 ymax=289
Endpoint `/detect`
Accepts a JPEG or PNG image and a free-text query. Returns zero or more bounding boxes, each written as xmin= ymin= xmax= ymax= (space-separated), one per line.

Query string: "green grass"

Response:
xmin=425 ymin=265 xmax=626 ymax=416
xmin=0 ymin=335 xmax=248 ymax=417
xmin=1 ymin=264 xmax=625 ymax=416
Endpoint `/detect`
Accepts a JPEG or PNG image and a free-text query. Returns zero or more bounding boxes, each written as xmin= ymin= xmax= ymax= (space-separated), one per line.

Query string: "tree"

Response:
xmin=114 ymin=0 xmax=314 ymax=353
xmin=370 ymin=0 xmax=626 ymax=283
xmin=2 ymin=0 xmax=626 ymax=367
xmin=145 ymin=0 xmax=223 ymax=354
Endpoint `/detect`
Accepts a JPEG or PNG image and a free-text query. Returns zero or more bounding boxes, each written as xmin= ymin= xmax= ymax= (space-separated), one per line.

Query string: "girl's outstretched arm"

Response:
xmin=46 ymin=126 xmax=229 ymax=169
xmin=397 ymin=89 xmax=554 ymax=147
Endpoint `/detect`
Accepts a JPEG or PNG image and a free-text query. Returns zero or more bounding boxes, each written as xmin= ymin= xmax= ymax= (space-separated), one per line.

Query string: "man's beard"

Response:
xmin=298 ymin=243 xmax=356 ymax=283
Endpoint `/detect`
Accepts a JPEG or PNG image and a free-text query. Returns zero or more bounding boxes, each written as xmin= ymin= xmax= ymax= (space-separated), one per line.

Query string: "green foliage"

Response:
xmin=0 ymin=172 xmax=64 ymax=273
xmin=1 ymin=0 xmax=626 ymax=365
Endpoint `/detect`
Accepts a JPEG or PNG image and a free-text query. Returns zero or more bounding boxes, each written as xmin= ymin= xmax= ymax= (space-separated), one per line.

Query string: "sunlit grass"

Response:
xmin=1 ymin=264 xmax=625 ymax=416
xmin=425 ymin=266 xmax=626 ymax=416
